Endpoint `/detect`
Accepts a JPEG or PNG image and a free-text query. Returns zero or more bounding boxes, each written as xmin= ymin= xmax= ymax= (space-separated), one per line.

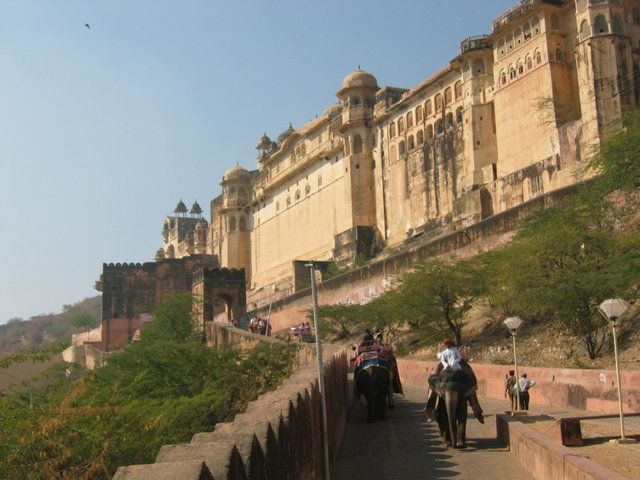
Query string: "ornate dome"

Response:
xmin=340 ymin=69 xmax=378 ymax=91
xmin=222 ymin=165 xmax=250 ymax=182
xmin=173 ymin=199 xmax=187 ymax=214
xmin=277 ymin=123 xmax=295 ymax=144
xmin=256 ymin=133 xmax=271 ymax=150
xmin=190 ymin=201 xmax=202 ymax=215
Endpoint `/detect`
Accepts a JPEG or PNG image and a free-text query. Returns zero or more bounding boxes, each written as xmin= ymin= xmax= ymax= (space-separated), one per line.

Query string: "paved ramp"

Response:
xmin=332 ymin=384 xmax=534 ymax=480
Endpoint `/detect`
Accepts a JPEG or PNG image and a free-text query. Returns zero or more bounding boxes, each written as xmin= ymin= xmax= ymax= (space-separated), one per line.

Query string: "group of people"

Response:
xmin=504 ymin=370 xmax=536 ymax=410
xmin=248 ymin=315 xmax=269 ymax=335
xmin=289 ymin=321 xmax=313 ymax=341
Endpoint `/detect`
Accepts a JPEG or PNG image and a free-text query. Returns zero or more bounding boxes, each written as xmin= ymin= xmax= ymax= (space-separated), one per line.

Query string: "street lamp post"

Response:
xmin=503 ymin=316 xmax=524 ymax=413
xmin=307 ymin=262 xmax=331 ymax=479
xmin=598 ymin=298 xmax=636 ymax=444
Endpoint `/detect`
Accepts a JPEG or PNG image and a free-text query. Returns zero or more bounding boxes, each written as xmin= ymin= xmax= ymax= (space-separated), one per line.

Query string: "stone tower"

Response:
xmin=336 ymin=70 xmax=379 ymax=228
xmin=218 ymin=165 xmax=251 ymax=279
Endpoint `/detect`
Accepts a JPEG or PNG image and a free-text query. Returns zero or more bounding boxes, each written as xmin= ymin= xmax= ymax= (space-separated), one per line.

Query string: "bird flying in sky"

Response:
xmin=85 ymin=23 xmax=91 ymax=29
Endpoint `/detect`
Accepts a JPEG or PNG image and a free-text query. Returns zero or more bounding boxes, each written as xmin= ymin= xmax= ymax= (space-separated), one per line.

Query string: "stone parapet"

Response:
xmin=397 ymin=359 xmax=640 ymax=414
xmin=113 ymin=326 xmax=349 ymax=480
xmin=496 ymin=414 xmax=630 ymax=480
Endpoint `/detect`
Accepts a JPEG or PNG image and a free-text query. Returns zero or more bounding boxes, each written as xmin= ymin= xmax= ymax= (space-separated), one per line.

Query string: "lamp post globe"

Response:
xmin=598 ymin=299 xmax=634 ymax=444
xmin=503 ymin=316 xmax=524 ymax=413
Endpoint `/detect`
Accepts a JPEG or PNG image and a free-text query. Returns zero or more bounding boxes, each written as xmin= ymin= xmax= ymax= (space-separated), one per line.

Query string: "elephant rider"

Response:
xmin=423 ymin=339 xmax=484 ymax=424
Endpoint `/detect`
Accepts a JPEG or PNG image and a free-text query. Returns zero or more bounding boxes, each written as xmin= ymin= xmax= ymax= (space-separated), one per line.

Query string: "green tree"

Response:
xmin=68 ymin=312 xmax=99 ymax=333
xmin=395 ymin=258 xmax=486 ymax=346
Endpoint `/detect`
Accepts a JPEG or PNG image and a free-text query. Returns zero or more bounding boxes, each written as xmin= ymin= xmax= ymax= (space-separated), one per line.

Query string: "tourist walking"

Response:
xmin=505 ymin=370 xmax=517 ymax=411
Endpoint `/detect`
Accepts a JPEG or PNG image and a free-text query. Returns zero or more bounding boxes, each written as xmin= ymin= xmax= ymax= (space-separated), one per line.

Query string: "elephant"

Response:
xmin=355 ymin=365 xmax=391 ymax=423
xmin=428 ymin=362 xmax=482 ymax=449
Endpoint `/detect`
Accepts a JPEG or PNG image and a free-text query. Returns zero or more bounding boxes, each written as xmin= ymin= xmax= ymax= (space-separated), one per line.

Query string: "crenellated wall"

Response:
xmin=113 ymin=325 xmax=349 ymax=480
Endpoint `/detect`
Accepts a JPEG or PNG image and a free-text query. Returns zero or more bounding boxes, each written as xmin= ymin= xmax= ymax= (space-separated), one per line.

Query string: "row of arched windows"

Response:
xmin=579 ymin=14 xmax=625 ymax=39
xmin=393 ymin=107 xmax=464 ymax=155
xmin=224 ymin=185 xmax=248 ymax=196
xmin=499 ymin=47 xmax=554 ymax=86
xmin=496 ymin=16 xmax=542 ymax=58
xmin=389 ymin=81 xmax=463 ymax=139
xmin=275 ymin=174 xmax=324 ymax=212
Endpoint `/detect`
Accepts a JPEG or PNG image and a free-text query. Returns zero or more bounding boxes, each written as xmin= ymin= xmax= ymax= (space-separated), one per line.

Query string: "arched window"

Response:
xmin=446 ymin=112 xmax=454 ymax=129
xmin=295 ymin=189 xmax=300 ymax=201
xmin=580 ymin=20 xmax=591 ymax=39
xmin=416 ymin=105 xmax=423 ymax=122
xmin=523 ymin=22 xmax=531 ymax=40
xmin=473 ymin=58 xmax=485 ymax=75
xmin=408 ymin=135 xmax=415 ymax=150
xmin=535 ymin=49 xmax=542 ymax=65
xmin=435 ymin=93 xmax=443 ymax=112
xmin=551 ymin=14 xmax=560 ymax=31
xmin=594 ymin=15 xmax=608 ymax=34
xmin=228 ymin=217 xmax=236 ymax=232
xmin=305 ymin=184 xmax=311 ymax=196
xmin=390 ymin=122 xmax=396 ymax=138
xmin=229 ymin=186 xmax=236 ymax=194
xmin=515 ymin=28 xmax=522 ymax=46
xmin=286 ymin=196 xmax=291 ymax=206
xmin=612 ymin=15 xmax=624 ymax=35
xmin=352 ymin=134 xmax=363 ymax=154
xmin=517 ymin=59 xmax=524 ymax=74
xmin=425 ymin=99 xmax=432 ymax=116
xmin=399 ymin=141 xmax=406 ymax=155
xmin=398 ymin=117 xmax=405 ymax=133
xmin=436 ymin=119 xmax=444 ymax=134
xmin=497 ymin=39 xmax=505 ymax=57
xmin=500 ymin=70 xmax=507 ymax=85
xmin=239 ymin=216 xmax=246 ymax=231
xmin=509 ymin=66 xmax=517 ymax=79
xmin=454 ymin=81 xmax=462 ymax=100
xmin=526 ymin=54 xmax=533 ymax=70
xmin=417 ymin=129 xmax=424 ymax=144
xmin=318 ymin=175 xmax=323 ymax=186
xmin=238 ymin=187 xmax=246 ymax=195
xmin=444 ymin=87 xmax=452 ymax=105
xmin=406 ymin=111 xmax=414 ymax=128
xmin=555 ymin=48 xmax=564 ymax=61
xmin=506 ymin=33 xmax=514 ymax=51
xmin=456 ymin=107 xmax=463 ymax=123
xmin=426 ymin=124 xmax=434 ymax=139
xmin=532 ymin=16 xmax=540 ymax=35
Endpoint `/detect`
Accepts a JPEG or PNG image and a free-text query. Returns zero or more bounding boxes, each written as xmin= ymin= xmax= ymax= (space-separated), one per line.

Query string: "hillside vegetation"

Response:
xmin=0 ymin=296 xmax=101 ymax=353
xmin=319 ymin=109 xmax=640 ymax=369
xmin=0 ymin=294 xmax=296 ymax=480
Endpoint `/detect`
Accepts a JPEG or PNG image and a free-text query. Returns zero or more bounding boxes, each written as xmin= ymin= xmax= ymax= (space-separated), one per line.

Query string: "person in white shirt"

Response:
xmin=517 ymin=373 xmax=536 ymax=410
xmin=437 ymin=338 xmax=463 ymax=371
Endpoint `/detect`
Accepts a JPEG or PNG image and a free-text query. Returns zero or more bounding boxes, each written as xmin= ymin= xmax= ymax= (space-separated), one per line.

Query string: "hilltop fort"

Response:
xmin=78 ymin=0 xmax=638 ymax=355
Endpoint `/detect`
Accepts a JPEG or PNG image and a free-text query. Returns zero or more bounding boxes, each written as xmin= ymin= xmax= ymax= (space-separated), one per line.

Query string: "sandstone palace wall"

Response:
xmin=93 ymin=1 xmax=640 ymax=347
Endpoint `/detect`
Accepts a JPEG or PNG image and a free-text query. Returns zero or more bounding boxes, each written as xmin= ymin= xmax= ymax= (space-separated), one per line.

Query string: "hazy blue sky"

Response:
xmin=0 ymin=0 xmax=517 ymax=323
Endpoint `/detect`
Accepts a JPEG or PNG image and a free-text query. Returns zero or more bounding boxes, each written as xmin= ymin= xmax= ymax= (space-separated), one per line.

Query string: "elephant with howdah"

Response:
xmin=428 ymin=362 xmax=483 ymax=449
xmin=355 ymin=364 xmax=391 ymax=422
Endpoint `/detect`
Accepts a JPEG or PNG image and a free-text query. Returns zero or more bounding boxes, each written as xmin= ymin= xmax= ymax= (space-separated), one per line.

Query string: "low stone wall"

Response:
xmin=397 ymin=359 xmax=640 ymax=414
xmin=114 ymin=326 xmax=349 ymax=480
xmin=496 ymin=414 xmax=630 ymax=480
